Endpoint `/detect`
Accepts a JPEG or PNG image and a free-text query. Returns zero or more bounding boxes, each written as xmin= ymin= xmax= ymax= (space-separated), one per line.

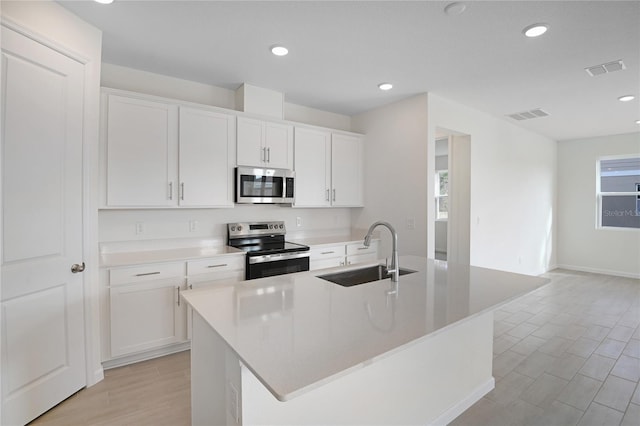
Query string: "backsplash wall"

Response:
xmin=98 ymin=206 xmax=353 ymax=243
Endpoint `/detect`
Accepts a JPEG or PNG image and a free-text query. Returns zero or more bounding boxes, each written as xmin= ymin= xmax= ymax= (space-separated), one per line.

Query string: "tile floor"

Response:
xmin=30 ymin=269 xmax=639 ymax=426
xmin=451 ymin=269 xmax=639 ymax=426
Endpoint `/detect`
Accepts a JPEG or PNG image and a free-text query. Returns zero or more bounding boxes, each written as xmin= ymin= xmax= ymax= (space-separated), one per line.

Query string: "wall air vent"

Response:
xmin=585 ymin=60 xmax=625 ymax=77
xmin=507 ymin=108 xmax=549 ymax=121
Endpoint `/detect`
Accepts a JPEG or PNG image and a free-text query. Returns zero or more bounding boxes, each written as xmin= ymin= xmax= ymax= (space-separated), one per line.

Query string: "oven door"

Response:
xmin=236 ymin=167 xmax=294 ymax=204
xmin=246 ymin=252 xmax=310 ymax=280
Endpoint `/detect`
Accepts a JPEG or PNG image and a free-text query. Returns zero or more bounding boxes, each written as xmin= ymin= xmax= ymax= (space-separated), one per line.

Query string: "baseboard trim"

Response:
xmin=555 ymin=264 xmax=640 ymax=279
xmin=102 ymin=342 xmax=191 ymax=370
xmin=428 ymin=377 xmax=495 ymax=426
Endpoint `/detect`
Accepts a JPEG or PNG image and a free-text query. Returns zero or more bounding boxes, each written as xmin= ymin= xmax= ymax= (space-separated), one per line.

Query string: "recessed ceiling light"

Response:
xmin=378 ymin=83 xmax=393 ymax=91
xmin=636 ymin=120 xmax=640 ymax=125
xmin=444 ymin=2 xmax=467 ymax=16
xmin=523 ymin=23 xmax=549 ymax=38
xmin=618 ymin=95 xmax=635 ymax=102
xmin=271 ymin=46 xmax=289 ymax=56
xmin=94 ymin=0 xmax=114 ymax=4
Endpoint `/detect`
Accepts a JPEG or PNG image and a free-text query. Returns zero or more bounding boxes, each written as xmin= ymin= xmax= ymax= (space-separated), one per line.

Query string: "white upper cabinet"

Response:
xmin=105 ymin=95 xmax=178 ymax=207
xmin=294 ymin=128 xmax=364 ymax=208
xmin=102 ymin=91 xmax=235 ymax=208
xmin=178 ymin=107 xmax=235 ymax=207
xmin=237 ymin=116 xmax=293 ymax=169
xmin=293 ymin=127 xmax=332 ymax=207
xmin=331 ymin=133 xmax=364 ymax=207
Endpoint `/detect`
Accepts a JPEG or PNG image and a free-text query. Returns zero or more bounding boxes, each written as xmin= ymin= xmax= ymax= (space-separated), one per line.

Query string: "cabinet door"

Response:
xmin=264 ymin=122 xmax=293 ymax=169
xmin=331 ymin=134 xmax=364 ymax=207
xmin=110 ymin=279 xmax=186 ymax=357
xmin=106 ymin=95 xmax=178 ymax=206
xmin=179 ymin=107 xmax=235 ymax=207
xmin=293 ymin=127 xmax=331 ymax=207
xmin=236 ymin=116 xmax=264 ymax=167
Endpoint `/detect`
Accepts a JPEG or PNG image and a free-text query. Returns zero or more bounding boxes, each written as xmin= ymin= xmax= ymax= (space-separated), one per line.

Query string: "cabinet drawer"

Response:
xmin=346 ymin=252 xmax=378 ymax=265
xmin=346 ymin=240 xmax=379 ymax=256
xmin=109 ymin=262 xmax=185 ymax=286
xmin=187 ymin=255 xmax=244 ymax=276
xmin=309 ymin=244 xmax=345 ymax=260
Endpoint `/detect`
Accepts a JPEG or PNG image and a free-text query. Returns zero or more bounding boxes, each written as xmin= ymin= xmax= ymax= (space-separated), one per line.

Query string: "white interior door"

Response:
xmin=1 ymin=26 xmax=86 ymax=425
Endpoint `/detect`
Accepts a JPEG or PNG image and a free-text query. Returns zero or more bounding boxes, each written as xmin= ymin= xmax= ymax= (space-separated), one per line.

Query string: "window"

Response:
xmin=597 ymin=155 xmax=640 ymax=229
xmin=435 ymin=170 xmax=448 ymax=220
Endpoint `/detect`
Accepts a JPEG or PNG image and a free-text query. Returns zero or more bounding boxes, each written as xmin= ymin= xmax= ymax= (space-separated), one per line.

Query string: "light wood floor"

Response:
xmin=29 ymin=351 xmax=191 ymax=426
xmin=30 ymin=269 xmax=639 ymax=426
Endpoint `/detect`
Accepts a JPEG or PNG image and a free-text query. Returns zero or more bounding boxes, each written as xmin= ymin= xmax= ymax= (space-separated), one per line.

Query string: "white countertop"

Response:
xmin=100 ymin=245 xmax=244 ymax=268
xmin=182 ymin=256 xmax=548 ymax=401
xmin=100 ymin=231 xmax=373 ymax=268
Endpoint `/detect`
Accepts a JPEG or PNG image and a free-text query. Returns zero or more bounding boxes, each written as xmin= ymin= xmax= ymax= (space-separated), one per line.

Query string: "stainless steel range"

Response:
xmin=228 ymin=221 xmax=310 ymax=280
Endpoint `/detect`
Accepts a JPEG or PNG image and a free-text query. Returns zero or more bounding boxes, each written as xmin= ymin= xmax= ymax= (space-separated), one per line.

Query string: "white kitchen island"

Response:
xmin=182 ymin=256 xmax=548 ymax=425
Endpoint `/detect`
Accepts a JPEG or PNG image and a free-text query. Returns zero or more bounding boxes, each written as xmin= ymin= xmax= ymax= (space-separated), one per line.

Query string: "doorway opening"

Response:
xmin=434 ymin=128 xmax=471 ymax=264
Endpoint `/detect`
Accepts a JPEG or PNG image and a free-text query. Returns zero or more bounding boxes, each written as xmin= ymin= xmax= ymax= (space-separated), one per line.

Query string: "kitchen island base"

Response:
xmin=191 ymin=309 xmax=495 ymax=425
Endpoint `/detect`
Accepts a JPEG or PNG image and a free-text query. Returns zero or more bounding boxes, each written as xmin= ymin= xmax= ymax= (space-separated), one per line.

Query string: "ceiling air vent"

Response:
xmin=585 ymin=60 xmax=625 ymax=77
xmin=507 ymin=108 xmax=549 ymax=121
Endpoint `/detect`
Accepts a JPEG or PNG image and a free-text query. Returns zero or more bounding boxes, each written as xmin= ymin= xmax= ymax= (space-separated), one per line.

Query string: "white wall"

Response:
xmin=557 ymin=132 xmax=640 ymax=278
xmin=428 ymin=94 xmax=557 ymax=275
xmin=351 ymin=94 xmax=429 ymax=258
xmin=1 ymin=0 xmax=104 ymax=385
xmin=99 ymin=206 xmax=352 ymax=243
xmin=99 ymin=64 xmax=355 ymax=243
xmin=102 ymin=63 xmax=351 ymax=131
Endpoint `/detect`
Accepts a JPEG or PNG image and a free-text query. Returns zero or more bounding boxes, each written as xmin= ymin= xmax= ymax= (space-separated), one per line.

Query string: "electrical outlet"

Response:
xmin=407 ymin=218 xmax=415 ymax=230
xmin=135 ymin=222 xmax=144 ymax=235
xmin=296 ymin=217 xmax=302 ymax=227
xmin=189 ymin=220 xmax=198 ymax=232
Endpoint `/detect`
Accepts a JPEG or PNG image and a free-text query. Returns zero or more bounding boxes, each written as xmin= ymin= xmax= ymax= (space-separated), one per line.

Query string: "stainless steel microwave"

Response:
xmin=235 ymin=167 xmax=295 ymax=204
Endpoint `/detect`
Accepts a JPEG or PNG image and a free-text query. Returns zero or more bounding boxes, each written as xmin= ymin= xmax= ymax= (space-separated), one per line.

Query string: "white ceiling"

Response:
xmin=58 ymin=0 xmax=640 ymax=141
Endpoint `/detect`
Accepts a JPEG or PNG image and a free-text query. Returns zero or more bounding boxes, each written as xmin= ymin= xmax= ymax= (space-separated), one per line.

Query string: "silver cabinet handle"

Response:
xmin=321 ymin=251 xmax=335 ymax=255
xmin=207 ymin=264 xmax=228 ymax=268
xmin=177 ymin=286 xmax=181 ymax=306
xmin=357 ymin=247 xmax=369 ymax=250
xmin=261 ymin=147 xmax=266 ymax=162
xmin=168 ymin=182 xmax=173 ymax=200
xmin=326 ymin=189 xmax=330 ymax=202
xmin=71 ymin=262 xmax=85 ymax=273
xmin=180 ymin=183 xmax=185 ymax=201
xmin=267 ymin=147 xmax=271 ymax=163
xmin=135 ymin=271 xmax=160 ymax=277
xmin=332 ymin=189 xmax=336 ymax=202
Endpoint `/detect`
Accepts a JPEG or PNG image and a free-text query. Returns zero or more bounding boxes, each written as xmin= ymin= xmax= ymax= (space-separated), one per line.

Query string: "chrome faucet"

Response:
xmin=364 ymin=221 xmax=399 ymax=282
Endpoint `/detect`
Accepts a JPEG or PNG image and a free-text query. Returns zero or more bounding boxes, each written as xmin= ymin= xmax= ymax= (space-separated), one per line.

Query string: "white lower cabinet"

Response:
xmin=186 ymin=254 xmax=245 ymax=338
xmin=107 ymin=262 xmax=187 ymax=359
xmin=309 ymin=240 xmax=380 ymax=271
xmin=186 ymin=255 xmax=245 ymax=287
xmin=345 ymin=240 xmax=379 ymax=265
xmin=309 ymin=244 xmax=346 ymax=271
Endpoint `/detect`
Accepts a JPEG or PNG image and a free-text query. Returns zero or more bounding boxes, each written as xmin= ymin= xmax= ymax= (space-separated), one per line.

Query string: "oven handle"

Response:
xmin=248 ymin=251 xmax=310 ymax=265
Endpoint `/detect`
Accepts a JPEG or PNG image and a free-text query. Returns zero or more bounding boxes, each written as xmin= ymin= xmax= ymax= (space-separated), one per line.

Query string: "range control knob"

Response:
xmin=279 ymin=224 xmax=284 ymax=229
xmin=237 ymin=225 xmax=243 ymax=232
xmin=269 ymin=224 xmax=274 ymax=229
xmin=230 ymin=226 xmax=236 ymax=231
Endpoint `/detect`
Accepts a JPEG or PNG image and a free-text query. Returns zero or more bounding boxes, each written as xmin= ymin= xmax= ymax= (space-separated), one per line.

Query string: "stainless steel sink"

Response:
xmin=317 ymin=265 xmax=417 ymax=287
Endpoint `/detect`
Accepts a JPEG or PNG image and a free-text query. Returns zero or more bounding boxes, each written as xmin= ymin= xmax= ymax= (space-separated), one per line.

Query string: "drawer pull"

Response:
xmin=357 ymin=247 xmax=369 ymax=250
xmin=321 ymin=251 xmax=335 ymax=255
xmin=135 ymin=271 xmax=161 ymax=277
xmin=207 ymin=264 xmax=227 ymax=268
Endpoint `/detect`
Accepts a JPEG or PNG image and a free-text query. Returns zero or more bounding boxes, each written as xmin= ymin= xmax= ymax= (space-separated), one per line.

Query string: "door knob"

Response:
xmin=71 ymin=262 xmax=85 ymax=273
